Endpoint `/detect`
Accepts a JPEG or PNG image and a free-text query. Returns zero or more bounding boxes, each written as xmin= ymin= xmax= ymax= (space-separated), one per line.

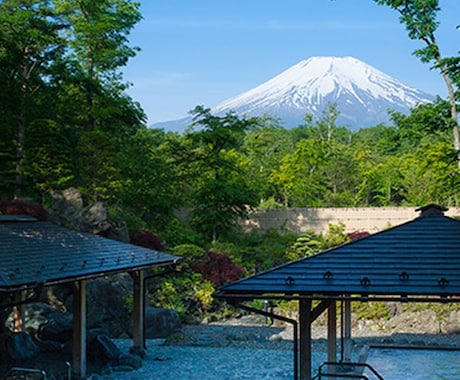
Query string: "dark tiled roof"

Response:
xmin=0 ymin=218 xmax=180 ymax=291
xmin=217 ymin=211 xmax=460 ymax=301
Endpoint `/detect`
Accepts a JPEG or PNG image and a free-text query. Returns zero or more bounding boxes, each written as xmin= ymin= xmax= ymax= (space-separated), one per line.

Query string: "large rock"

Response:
xmin=47 ymin=187 xmax=129 ymax=242
xmin=129 ymin=307 xmax=181 ymax=339
xmin=443 ymin=309 xmax=460 ymax=334
xmin=385 ymin=310 xmax=441 ymax=334
xmin=0 ymin=331 xmax=40 ymax=361
xmin=36 ymin=309 xmax=73 ymax=342
xmin=65 ymin=277 xmax=130 ymax=337
xmin=13 ymin=277 xmax=131 ymax=342
xmin=87 ymin=334 xmax=122 ymax=361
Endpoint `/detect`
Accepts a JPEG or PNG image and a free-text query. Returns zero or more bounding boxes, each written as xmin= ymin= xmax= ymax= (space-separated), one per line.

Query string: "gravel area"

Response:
xmin=95 ymin=315 xmax=460 ymax=380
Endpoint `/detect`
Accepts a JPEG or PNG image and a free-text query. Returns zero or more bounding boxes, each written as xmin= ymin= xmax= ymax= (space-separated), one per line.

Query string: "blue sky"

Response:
xmin=122 ymin=0 xmax=459 ymax=125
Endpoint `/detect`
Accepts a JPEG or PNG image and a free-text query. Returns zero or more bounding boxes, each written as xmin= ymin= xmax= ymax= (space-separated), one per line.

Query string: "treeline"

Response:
xmin=2 ymin=1 xmax=460 ymax=247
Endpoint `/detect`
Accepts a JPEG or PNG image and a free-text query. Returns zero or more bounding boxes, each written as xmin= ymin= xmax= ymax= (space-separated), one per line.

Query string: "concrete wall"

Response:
xmin=243 ymin=207 xmax=460 ymax=234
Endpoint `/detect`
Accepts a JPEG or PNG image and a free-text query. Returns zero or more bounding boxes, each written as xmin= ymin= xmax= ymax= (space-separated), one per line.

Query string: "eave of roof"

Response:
xmin=0 ymin=219 xmax=180 ymax=292
xmin=216 ymin=212 xmax=460 ymax=302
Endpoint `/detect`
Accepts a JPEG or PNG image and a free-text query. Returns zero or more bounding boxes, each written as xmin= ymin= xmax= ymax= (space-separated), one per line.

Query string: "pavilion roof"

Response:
xmin=0 ymin=216 xmax=179 ymax=292
xmin=216 ymin=205 xmax=460 ymax=302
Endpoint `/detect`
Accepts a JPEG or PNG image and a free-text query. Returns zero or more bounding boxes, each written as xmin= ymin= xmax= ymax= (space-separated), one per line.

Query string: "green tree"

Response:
xmin=297 ymin=103 xmax=353 ymax=144
xmin=54 ymin=0 xmax=142 ymax=132
xmin=271 ymin=138 xmax=329 ymax=206
xmin=352 ymin=123 xmax=400 ymax=156
xmin=0 ymin=0 xmax=65 ymax=198
xmin=185 ymin=106 xmax=259 ymax=240
xmin=399 ymin=141 xmax=460 ymax=205
xmin=118 ymin=127 xmax=182 ymax=231
xmin=76 ymin=130 xmax=122 ymax=201
xmin=23 ymin=119 xmax=75 ymax=198
xmin=390 ymin=97 xmax=453 ymax=152
xmin=374 ymin=0 xmax=460 ymax=166
xmin=242 ymin=119 xmax=294 ymax=206
xmin=355 ymin=153 xmax=404 ymax=206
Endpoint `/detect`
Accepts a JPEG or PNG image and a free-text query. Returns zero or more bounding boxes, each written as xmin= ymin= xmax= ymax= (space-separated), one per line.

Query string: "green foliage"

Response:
xmin=76 ymin=130 xmax=122 ymax=201
xmin=222 ymin=228 xmax=298 ymax=272
xmin=323 ymin=221 xmax=350 ymax=248
xmin=24 ymin=119 xmax=75 ymax=195
xmin=269 ymin=105 xmax=362 ymax=207
xmin=399 ymin=141 xmax=460 ymax=205
xmin=352 ymin=301 xmax=391 ymax=321
xmin=286 ymin=223 xmax=349 ymax=261
xmin=122 ymin=294 xmax=133 ymax=314
xmin=171 ymin=244 xmax=206 ymax=266
xmin=242 ymin=120 xmax=295 ymax=205
xmin=151 ymin=275 xmax=198 ymax=320
xmin=374 ymin=0 xmax=460 ymax=168
xmin=258 ymin=197 xmax=285 ymax=209
xmin=184 ymin=106 xmax=260 ymax=240
xmin=109 ymin=205 xmax=146 ymax=233
xmin=286 ymin=230 xmax=324 ymax=261
xmin=150 ymin=248 xmax=245 ymax=321
xmin=194 ymin=280 xmax=217 ymax=310
xmin=390 ymin=97 xmax=452 ymax=152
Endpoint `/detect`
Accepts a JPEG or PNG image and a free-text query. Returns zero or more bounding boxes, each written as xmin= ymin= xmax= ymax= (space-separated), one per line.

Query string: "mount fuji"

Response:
xmin=152 ymin=56 xmax=435 ymax=132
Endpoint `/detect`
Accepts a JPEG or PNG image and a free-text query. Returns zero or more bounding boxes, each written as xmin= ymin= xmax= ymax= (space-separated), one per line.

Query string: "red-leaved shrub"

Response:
xmin=193 ymin=251 xmax=244 ymax=286
xmin=0 ymin=199 xmax=48 ymax=220
xmin=348 ymin=231 xmax=370 ymax=241
xmin=129 ymin=230 xmax=164 ymax=251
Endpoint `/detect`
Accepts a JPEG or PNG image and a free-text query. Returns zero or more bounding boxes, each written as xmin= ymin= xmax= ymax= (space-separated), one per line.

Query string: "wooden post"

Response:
xmin=131 ymin=270 xmax=145 ymax=357
xmin=327 ymin=301 xmax=337 ymax=374
xmin=299 ymin=299 xmax=312 ymax=380
xmin=72 ymin=280 xmax=87 ymax=380
xmin=343 ymin=300 xmax=352 ymax=362
xmin=12 ymin=291 xmax=25 ymax=332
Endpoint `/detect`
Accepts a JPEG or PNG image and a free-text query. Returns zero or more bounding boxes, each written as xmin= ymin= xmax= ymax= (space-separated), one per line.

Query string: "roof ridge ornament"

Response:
xmin=415 ymin=204 xmax=448 ymax=217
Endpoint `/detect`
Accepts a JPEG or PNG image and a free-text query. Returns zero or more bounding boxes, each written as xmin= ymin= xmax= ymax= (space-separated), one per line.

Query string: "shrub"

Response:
xmin=0 ymin=199 xmax=48 ymax=220
xmin=193 ymin=251 xmax=245 ymax=286
xmin=223 ymin=228 xmax=297 ymax=272
xmin=171 ymin=244 xmax=206 ymax=266
xmin=129 ymin=229 xmax=164 ymax=251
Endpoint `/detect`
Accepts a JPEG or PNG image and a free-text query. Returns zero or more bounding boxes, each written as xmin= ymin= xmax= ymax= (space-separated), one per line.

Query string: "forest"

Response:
xmin=1 ymin=1 xmax=459 ymax=320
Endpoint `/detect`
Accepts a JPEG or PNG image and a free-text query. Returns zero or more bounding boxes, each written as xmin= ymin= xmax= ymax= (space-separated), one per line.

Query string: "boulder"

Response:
xmin=87 ymin=334 xmax=122 ymax=361
xmin=443 ymin=309 xmax=460 ymax=334
xmin=116 ymin=353 xmax=143 ymax=370
xmin=47 ymin=187 xmax=129 ymax=242
xmin=0 ymin=331 xmax=40 ymax=361
xmin=80 ymin=278 xmax=130 ymax=337
xmin=129 ymin=307 xmax=181 ymax=339
xmin=36 ymin=311 xmax=73 ymax=343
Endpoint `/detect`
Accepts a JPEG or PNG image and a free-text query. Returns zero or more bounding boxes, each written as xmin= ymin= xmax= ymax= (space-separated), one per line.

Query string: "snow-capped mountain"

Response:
xmin=152 ymin=56 xmax=435 ymax=132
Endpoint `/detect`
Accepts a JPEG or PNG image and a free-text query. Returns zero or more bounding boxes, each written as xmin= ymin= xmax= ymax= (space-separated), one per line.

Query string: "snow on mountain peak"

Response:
xmin=211 ymin=56 xmax=434 ymax=129
xmin=151 ymin=56 xmax=435 ymax=132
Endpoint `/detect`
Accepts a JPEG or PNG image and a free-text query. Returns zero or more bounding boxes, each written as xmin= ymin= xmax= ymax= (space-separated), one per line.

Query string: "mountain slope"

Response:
xmin=152 ymin=56 xmax=435 ymax=132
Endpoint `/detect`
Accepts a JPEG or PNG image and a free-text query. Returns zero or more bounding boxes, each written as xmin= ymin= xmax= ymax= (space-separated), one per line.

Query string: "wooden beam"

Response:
xmin=311 ymin=300 xmax=331 ymax=321
xmin=131 ymin=270 xmax=145 ymax=357
xmin=327 ymin=301 xmax=337 ymax=375
xmin=12 ymin=291 xmax=25 ymax=332
xmin=72 ymin=280 xmax=87 ymax=380
xmin=299 ymin=299 xmax=312 ymax=380
xmin=343 ymin=300 xmax=352 ymax=362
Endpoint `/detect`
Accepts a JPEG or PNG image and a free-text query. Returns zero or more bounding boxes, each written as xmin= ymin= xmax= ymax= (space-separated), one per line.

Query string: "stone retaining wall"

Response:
xmin=243 ymin=207 xmax=460 ymax=234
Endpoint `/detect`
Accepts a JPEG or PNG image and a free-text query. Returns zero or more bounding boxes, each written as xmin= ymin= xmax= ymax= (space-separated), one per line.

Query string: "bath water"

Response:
xmin=365 ymin=348 xmax=460 ymax=380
